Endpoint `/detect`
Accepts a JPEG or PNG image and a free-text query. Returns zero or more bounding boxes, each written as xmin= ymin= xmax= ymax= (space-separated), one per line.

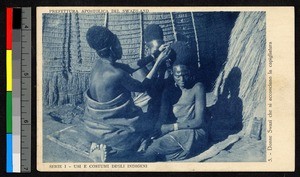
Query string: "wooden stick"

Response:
xmin=184 ymin=133 xmax=242 ymax=162
xmin=139 ymin=12 xmax=144 ymax=60
xmin=170 ymin=12 xmax=177 ymax=41
xmin=104 ymin=12 xmax=108 ymax=28
xmin=191 ymin=12 xmax=201 ymax=68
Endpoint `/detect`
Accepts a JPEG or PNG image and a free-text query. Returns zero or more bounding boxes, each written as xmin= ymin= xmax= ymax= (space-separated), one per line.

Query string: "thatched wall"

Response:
xmin=42 ymin=12 xmax=240 ymax=106
xmin=42 ymin=12 xmax=238 ymax=107
xmin=212 ymin=12 xmax=266 ymax=138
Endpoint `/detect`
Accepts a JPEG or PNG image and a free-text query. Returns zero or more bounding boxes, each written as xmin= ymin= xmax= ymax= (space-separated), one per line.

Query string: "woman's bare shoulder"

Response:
xmin=193 ymin=82 xmax=205 ymax=90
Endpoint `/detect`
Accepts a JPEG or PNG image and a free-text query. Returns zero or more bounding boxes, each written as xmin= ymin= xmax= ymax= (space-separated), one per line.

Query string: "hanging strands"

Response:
xmin=66 ymin=13 xmax=72 ymax=75
xmin=75 ymin=13 xmax=82 ymax=64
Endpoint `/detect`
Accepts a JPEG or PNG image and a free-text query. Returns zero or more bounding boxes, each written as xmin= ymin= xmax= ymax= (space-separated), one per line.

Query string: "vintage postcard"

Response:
xmin=36 ymin=7 xmax=294 ymax=171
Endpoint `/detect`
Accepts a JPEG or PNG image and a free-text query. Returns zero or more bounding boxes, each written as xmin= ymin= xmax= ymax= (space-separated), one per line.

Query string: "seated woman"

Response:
xmin=82 ymin=26 xmax=170 ymax=162
xmin=142 ymin=42 xmax=208 ymax=161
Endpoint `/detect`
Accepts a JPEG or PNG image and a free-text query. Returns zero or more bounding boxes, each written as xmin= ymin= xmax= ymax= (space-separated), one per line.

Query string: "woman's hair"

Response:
xmin=144 ymin=24 xmax=164 ymax=44
xmin=171 ymin=41 xmax=198 ymax=73
xmin=86 ymin=26 xmax=116 ymax=58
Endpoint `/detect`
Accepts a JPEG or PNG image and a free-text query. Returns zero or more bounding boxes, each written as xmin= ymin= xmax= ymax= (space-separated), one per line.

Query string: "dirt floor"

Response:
xmin=42 ymin=105 xmax=266 ymax=163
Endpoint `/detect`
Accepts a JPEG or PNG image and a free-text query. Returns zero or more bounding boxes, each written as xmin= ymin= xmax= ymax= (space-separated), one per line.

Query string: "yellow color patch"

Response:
xmin=6 ymin=50 xmax=12 ymax=91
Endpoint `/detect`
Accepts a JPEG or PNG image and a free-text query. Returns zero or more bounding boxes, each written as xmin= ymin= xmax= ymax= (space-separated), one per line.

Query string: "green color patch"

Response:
xmin=6 ymin=92 xmax=12 ymax=133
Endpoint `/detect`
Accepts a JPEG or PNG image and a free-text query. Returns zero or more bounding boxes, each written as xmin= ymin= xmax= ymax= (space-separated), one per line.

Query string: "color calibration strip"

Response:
xmin=7 ymin=7 xmax=13 ymax=173
xmin=6 ymin=7 xmax=31 ymax=173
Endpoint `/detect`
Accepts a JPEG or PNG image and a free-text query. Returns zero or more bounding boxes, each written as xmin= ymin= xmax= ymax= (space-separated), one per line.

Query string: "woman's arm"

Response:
xmin=116 ymin=42 xmax=172 ymax=74
xmin=120 ymin=73 xmax=151 ymax=92
xmin=160 ymin=82 xmax=206 ymax=134
xmin=115 ymin=56 xmax=154 ymax=74
xmin=178 ymin=82 xmax=206 ymax=129
xmin=145 ymin=48 xmax=170 ymax=79
xmin=120 ymin=48 xmax=171 ymax=92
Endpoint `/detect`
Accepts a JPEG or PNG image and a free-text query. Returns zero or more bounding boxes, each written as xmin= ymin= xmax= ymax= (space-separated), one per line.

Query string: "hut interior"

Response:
xmin=42 ymin=11 xmax=266 ymax=162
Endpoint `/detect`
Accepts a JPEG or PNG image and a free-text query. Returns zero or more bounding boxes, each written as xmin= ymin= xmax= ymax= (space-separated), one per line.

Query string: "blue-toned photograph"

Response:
xmin=41 ymin=11 xmax=266 ymax=163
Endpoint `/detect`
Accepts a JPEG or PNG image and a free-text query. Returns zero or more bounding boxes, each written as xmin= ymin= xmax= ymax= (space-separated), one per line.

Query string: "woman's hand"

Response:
xmin=158 ymin=42 xmax=172 ymax=52
xmin=146 ymin=47 xmax=170 ymax=79
xmin=155 ymin=47 xmax=171 ymax=65
xmin=137 ymin=138 xmax=152 ymax=152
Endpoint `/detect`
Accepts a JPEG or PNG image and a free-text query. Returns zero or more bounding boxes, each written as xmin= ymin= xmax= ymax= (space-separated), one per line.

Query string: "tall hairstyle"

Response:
xmin=144 ymin=24 xmax=164 ymax=44
xmin=171 ymin=41 xmax=198 ymax=74
xmin=86 ymin=26 xmax=116 ymax=58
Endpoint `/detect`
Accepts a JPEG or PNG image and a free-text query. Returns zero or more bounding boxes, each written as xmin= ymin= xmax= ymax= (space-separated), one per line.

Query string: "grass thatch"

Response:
xmin=212 ymin=12 xmax=266 ymax=135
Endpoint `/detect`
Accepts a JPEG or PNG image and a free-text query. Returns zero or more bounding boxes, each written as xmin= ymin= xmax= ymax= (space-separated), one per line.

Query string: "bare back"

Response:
xmin=89 ymin=60 xmax=128 ymax=102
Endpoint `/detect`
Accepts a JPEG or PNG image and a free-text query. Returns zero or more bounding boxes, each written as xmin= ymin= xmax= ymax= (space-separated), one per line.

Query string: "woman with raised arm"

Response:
xmin=82 ymin=26 xmax=170 ymax=162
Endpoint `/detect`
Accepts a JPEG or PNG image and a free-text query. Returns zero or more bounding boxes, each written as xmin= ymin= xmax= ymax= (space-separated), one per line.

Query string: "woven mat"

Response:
xmin=47 ymin=125 xmax=93 ymax=160
xmin=47 ymin=104 xmax=93 ymax=160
